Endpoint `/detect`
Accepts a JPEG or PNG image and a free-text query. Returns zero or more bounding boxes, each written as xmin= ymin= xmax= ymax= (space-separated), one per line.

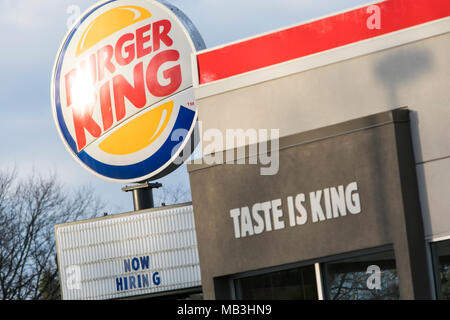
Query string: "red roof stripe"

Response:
xmin=197 ymin=0 xmax=450 ymax=85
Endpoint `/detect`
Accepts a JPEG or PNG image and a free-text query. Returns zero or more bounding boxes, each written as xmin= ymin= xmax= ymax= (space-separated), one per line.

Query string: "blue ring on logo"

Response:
xmin=52 ymin=0 xmax=196 ymax=180
xmin=78 ymin=106 xmax=194 ymax=180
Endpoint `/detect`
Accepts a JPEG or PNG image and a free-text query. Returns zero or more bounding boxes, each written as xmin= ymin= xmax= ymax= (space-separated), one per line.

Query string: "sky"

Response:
xmin=0 ymin=0 xmax=371 ymax=215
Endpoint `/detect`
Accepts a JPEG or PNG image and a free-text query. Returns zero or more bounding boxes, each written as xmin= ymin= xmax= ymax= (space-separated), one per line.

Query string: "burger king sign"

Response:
xmin=51 ymin=0 xmax=205 ymax=182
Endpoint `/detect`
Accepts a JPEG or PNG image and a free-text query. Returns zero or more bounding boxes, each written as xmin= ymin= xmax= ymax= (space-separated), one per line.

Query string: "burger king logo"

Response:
xmin=51 ymin=0 xmax=204 ymax=182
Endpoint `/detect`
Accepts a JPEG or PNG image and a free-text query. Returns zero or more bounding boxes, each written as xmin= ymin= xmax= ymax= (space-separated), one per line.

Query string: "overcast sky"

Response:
xmin=0 ymin=0 xmax=370 ymax=214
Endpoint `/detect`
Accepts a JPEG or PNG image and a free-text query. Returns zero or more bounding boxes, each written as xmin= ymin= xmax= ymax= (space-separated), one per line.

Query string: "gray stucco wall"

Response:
xmin=194 ymin=32 xmax=450 ymax=241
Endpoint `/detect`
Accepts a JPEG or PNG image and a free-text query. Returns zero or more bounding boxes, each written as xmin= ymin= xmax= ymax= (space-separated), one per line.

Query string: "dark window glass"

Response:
xmin=235 ymin=265 xmax=318 ymax=300
xmin=432 ymin=240 xmax=450 ymax=299
xmin=324 ymin=250 xmax=399 ymax=300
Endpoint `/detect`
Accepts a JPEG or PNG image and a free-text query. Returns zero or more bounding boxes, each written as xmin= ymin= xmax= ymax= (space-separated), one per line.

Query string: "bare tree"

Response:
xmin=153 ymin=183 xmax=191 ymax=207
xmin=0 ymin=168 xmax=105 ymax=300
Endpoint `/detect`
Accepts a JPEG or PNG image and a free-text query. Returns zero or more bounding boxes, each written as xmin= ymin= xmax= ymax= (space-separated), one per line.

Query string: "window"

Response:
xmin=223 ymin=247 xmax=399 ymax=300
xmin=323 ymin=250 xmax=399 ymax=300
xmin=234 ymin=265 xmax=318 ymax=300
xmin=431 ymin=239 xmax=450 ymax=299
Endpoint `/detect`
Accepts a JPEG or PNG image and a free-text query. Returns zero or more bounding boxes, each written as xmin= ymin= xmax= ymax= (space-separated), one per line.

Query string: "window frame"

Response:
xmin=430 ymin=238 xmax=450 ymax=300
xmin=320 ymin=246 xmax=399 ymax=300
xmin=223 ymin=244 xmax=395 ymax=300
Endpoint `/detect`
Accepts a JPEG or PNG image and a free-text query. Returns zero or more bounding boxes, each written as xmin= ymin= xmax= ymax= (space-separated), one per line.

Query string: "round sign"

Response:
xmin=51 ymin=0 xmax=205 ymax=183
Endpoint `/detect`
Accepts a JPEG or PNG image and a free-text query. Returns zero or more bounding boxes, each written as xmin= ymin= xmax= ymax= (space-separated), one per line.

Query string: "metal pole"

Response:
xmin=122 ymin=181 xmax=162 ymax=211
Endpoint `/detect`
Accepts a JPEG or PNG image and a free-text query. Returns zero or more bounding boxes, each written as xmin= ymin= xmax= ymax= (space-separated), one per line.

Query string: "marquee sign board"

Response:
xmin=51 ymin=0 xmax=204 ymax=182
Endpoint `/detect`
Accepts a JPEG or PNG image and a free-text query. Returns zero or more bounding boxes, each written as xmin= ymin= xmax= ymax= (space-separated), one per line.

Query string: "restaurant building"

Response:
xmin=187 ymin=0 xmax=450 ymax=300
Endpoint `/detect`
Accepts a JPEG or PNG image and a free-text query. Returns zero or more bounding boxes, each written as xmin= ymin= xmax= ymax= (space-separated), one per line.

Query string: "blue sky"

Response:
xmin=0 ymin=0 xmax=370 ymax=214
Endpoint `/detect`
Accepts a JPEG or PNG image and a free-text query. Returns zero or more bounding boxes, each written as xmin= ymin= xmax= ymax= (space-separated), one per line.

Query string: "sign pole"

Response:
xmin=122 ymin=182 xmax=162 ymax=211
